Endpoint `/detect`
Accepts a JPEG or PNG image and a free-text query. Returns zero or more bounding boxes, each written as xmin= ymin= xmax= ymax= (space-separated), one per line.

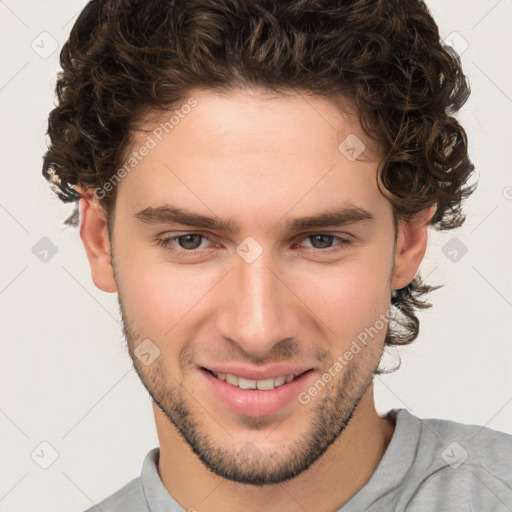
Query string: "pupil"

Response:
xmin=311 ymin=234 xmax=333 ymax=249
xmin=179 ymin=234 xmax=202 ymax=250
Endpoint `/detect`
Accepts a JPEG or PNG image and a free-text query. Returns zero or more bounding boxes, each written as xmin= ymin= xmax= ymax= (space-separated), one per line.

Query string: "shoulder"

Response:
xmin=81 ymin=477 xmax=148 ymax=512
xmin=416 ymin=412 xmax=512 ymax=475
xmin=396 ymin=410 xmax=512 ymax=510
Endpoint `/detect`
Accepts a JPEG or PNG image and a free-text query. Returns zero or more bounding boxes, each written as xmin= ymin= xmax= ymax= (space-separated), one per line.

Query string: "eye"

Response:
xmin=156 ymin=232 xmax=352 ymax=258
xmin=295 ymin=234 xmax=352 ymax=253
xmin=156 ymin=233 xmax=213 ymax=255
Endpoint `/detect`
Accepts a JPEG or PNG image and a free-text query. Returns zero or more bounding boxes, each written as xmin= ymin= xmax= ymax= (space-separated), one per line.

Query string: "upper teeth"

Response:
xmin=213 ymin=372 xmax=297 ymax=390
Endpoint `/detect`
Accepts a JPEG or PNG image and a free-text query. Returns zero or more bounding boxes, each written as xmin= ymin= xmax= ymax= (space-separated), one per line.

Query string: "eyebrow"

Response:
xmin=134 ymin=204 xmax=374 ymax=233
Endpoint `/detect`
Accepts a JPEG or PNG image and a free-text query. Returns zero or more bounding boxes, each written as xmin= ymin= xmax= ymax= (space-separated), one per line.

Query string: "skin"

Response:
xmin=78 ymin=87 xmax=432 ymax=512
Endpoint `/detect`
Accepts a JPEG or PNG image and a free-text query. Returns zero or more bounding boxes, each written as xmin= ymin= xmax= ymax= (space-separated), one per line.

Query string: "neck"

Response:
xmin=153 ymin=384 xmax=394 ymax=512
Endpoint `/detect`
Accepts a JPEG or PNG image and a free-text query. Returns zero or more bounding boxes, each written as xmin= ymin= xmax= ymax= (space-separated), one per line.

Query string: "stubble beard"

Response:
xmin=118 ymin=295 xmax=384 ymax=486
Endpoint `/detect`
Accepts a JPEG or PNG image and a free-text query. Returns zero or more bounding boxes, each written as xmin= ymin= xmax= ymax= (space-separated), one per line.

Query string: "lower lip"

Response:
xmin=200 ymin=368 xmax=314 ymax=418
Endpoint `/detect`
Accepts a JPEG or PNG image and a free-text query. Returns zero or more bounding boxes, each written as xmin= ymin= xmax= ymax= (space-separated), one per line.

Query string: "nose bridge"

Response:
xmin=218 ymin=248 xmax=291 ymax=358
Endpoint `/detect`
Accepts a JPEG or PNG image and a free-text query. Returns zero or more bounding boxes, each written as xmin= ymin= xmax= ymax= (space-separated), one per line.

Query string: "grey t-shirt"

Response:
xmin=83 ymin=409 xmax=512 ymax=511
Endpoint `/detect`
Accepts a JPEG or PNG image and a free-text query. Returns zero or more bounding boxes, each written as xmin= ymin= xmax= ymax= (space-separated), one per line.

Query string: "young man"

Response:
xmin=42 ymin=0 xmax=512 ymax=510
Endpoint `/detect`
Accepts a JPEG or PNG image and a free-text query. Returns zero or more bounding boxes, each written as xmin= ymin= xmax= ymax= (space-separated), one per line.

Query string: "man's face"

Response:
xmin=108 ymin=88 xmax=397 ymax=485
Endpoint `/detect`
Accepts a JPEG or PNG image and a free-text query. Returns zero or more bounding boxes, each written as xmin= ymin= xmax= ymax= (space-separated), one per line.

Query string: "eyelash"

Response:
xmin=156 ymin=232 xmax=352 ymax=257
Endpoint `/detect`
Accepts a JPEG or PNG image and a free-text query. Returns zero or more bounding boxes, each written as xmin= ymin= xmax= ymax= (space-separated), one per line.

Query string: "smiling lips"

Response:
xmin=210 ymin=370 xmax=299 ymax=390
xmin=201 ymin=365 xmax=315 ymax=417
xmin=202 ymin=364 xmax=313 ymax=390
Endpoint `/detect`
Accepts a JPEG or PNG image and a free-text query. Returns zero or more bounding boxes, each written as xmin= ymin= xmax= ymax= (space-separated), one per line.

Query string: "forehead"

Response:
xmin=133 ymin=87 xmax=380 ymax=157
xmin=115 ymin=88 xmax=387 ymax=223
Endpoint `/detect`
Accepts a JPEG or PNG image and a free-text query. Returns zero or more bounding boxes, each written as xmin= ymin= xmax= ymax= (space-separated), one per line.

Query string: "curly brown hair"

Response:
xmin=42 ymin=0 xmax=475 ymax=348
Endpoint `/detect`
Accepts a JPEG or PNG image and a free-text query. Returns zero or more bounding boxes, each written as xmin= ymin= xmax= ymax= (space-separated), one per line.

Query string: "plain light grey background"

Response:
xmin=0 ymin=1 xmax=511 ymax=511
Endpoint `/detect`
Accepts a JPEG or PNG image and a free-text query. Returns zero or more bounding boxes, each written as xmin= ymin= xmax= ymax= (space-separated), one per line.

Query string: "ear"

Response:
xmin=78 ymin=188 xmax=118 ymax=293
xmin=392 ymin=207 xmax=435 ymax=290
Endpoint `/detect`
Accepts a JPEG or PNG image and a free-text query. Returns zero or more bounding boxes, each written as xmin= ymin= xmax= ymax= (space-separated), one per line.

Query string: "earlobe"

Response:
xmin=78 ymin=191 xmax=118 ymax=293
xmin=392 ymin=207 xmax=435 ymax=290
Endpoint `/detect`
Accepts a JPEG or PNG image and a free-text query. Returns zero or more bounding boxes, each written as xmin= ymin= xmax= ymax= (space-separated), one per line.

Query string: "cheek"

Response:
xmin=117 ymin=253 xmax=217 ymax=340
xmin=288 ymin=253 xmax=392 ymax=342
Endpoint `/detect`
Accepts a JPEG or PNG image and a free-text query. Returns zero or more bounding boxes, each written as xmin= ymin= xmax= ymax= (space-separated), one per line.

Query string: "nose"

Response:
xmin=216 ymin=248 xmax=297 ymax=359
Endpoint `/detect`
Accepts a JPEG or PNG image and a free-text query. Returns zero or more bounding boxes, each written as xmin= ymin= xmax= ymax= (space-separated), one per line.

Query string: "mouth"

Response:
xmin=199 ymin=367 xmax=315 ymax=417
xmin=201 ymin=367 xmax=312 ymax=390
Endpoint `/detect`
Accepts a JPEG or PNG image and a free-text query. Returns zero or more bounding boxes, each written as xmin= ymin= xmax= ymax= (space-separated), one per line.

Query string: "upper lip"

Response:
xmin=201 ymin=364 xmax=313 ymax=381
